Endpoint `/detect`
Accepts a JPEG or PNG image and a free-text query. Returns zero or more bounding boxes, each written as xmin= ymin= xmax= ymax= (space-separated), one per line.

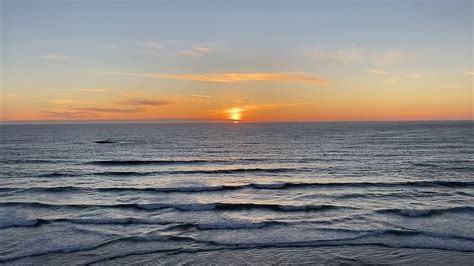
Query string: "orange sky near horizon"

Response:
xmin=1 ymin=1 xmax=472 ymax=123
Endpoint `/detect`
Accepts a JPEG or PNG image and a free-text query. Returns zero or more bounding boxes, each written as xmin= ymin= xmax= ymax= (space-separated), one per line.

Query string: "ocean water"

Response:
xmin=0 ymin=121 xmax=473 ymax=264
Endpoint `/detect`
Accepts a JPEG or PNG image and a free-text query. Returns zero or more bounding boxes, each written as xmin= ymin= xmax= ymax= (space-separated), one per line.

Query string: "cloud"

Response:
xmin=307 ymin=47 xmax=363 ymax=63
xmin=192 ymin=94 xmax=213 ymax=99
xmin=240 ymin=102 xmax=309 ymax=111
xmin=47 ymin=88 xmax=111 ymax=93
xmin=156 ymin=72 xmax=326 ymax=84
xmin=41 ymin=54 xmax=72 ymax=62
xmin=43 ymin=111 xmax=89 ymax=118
xmin=368 ymin=69 xmax=421 ymax=78
xmin=75 ymin=88 xmax=110 ymax=92
xmin=178 ymin=45 xmax=213 ymax=57
xmin=368 ymin=69 xmax=423 ymax=83
xmin=368 ymin=69 xmax=387 ymax=74
xmin=44 ymin=108 xmax=139 ymax=118
xmin=369 ymin=51 xmax=404 ymax=65
xmin=102 ymin=41 xmax=165 ymax=57
xmin=74 ymin=107 xmax=141 ymax=113
xmin=307 ymin=47 xmax=404 ymax=65
xmin=140 ymin=41 xmax=163 ymax=50
xmin=465 ymin=71 xmax=474 ymax=75
xmin=95 ymin=71 xmax=326 ymax=84
xmin=121 ymin=99 xmax=169 ymax=106
xmin=49 ymin=99 xmax=81 ymax=106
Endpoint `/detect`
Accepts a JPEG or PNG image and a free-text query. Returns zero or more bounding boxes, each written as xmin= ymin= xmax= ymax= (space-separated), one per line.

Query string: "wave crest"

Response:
xmin=376 ymin=206 xmax=474 ymax=217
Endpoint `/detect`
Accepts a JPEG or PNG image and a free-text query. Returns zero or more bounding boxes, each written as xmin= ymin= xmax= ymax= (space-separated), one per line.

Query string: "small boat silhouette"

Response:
xmin=94 ymin=140 xmax=115 ymax=144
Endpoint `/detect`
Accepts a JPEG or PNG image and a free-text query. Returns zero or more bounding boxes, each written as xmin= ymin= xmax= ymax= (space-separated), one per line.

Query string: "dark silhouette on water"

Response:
xmin=94 ymin=140 xmax=115 ymax=144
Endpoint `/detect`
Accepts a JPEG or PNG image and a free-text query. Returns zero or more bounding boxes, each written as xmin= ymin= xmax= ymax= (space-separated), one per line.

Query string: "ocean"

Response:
xmin=1 ymin=121 xmax=473 ymax=264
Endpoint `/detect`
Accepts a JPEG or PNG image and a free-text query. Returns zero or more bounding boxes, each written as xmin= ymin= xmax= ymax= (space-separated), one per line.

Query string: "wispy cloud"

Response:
xmin=368 ymin=69 xmax=421 ymax=78
xmin=45 ymin=97 xmax=168 ymax=118
xmin=239 ymin=102 xmax=309 ymax=111
xmin=307 ymin=47 xmax=404 ymax=65
xmin=368 ymin=69 xmax=387 ymax=74
xmin=44 ymin=107 xmax=144 ymax=119
xmin=369 ymin=51 xmax=404 ymax=65
xmin=95 ymin=71 xmax=326 ymax=84
xmin=101 ymin=41 xmax=166 ymax=57
xmin=178 ymin=45 xmax=213 ymax=57
xmin=120 ymin=99 xmax=169 ymax=106
xmin=307 ymin=47 xmax=362 ymax=63
xmin=49 ymin=99 xmax=82 ymax=106
xmin=140 ymin=41 xmax=163 ymax=50
xmin=47 ymin=88 xmax=111 ymax=93
xmin=40 ymin=54 xmax=72 ymax=62
xmin=465 ymin=71 xmax=474 ymax=75
xmin=74 ymin=107 xmax=142 ymax=113
xmin=43 ymin=111 xmax=89 ymax=118
xmin=192 ymin=94 xmax=213 ymax=99
xmin=367 ymin=69 xmax=423 ymax=83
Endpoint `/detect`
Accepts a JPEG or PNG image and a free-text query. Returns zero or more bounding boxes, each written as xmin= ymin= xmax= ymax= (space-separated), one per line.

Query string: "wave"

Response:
xmin=44 ymin=218 xmax=280 ymax=230
xmin=89 ymin=167 xmax=304 ymax=176
xmin=0 ymin=185 xmax=230 ymax=193
xmin=93 ymin=171 xmax=151 ymax=176
xmin=412 ymin=162 xmax=474 ymax=172
xmin=167 ymin=168 xmax=304 ymax=175
xmin=0 ymin=217 xmax=44 ymax=229
xmin=0 ymin=213 xmax=292 ymax=230
xmin=376 ymin=206 xmax=474 ymax=217
xmin=4 ymin=226 xmax=474 ymax=264
xmin=84 ymin=158 xmax=344 ymax=166
xmin=4 ymin=179 xmax=474 ymax=194
xmin=86 ymin=158 xmax=265 ymax=166
xmin=197 ymin=228 xmax=474 ymax=252
xmin=88 ymin=159 xmax=218 ymax=166
xmin=0 ymin=201 xmax=344 ymax=212
xmin=2 ymin=159 xmax=68 ymax=164
xmin=36 ymin=168 xmax=306 ymax=178
xmin=0 ymin=217 xmax=177 ymax=230
xmin=38 ymin=172 xmax=81 ymax=178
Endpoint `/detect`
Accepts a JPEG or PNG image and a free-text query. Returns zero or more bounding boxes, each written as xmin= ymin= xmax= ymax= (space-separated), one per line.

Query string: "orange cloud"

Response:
xmin=95 ymin=71 xmax=326 ymax=84
xmin=47 ymin=88 xmax=112 ymax=93
xmin=74 ymin=107 xmax=142 ymax=113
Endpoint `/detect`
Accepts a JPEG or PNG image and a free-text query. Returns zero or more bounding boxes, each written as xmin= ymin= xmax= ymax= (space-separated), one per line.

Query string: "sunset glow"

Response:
xmin=0 ymin=1 xmax=472 ymax=123
xmin=227 ymin=108 xmax=242 ymax=122
xmin=1 ymin=2 xmax=473 ymax=263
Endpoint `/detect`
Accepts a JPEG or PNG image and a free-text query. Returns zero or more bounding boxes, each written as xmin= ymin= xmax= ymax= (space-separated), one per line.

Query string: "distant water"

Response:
xmin=1 ymin=121 xmax=473 ymax=264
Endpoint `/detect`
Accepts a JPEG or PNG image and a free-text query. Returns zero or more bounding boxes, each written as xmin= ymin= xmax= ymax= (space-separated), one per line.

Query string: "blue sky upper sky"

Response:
xmin=1 ymin=0 xmax=472 ymax=121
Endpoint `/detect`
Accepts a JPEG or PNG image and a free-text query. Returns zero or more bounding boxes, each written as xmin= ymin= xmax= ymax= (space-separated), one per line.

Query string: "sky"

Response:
xmin=1 ymin=0 xmax=472 ymax=122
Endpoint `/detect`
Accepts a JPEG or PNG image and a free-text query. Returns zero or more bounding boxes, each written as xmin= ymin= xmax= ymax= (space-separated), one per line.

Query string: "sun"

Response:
xmin=227 ymin=107 xmax=242 ymax=122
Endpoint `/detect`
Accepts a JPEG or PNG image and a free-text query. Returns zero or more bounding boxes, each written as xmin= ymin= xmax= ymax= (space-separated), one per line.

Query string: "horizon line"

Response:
xmin=0 ymin=118 xmax=472 ymax=125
